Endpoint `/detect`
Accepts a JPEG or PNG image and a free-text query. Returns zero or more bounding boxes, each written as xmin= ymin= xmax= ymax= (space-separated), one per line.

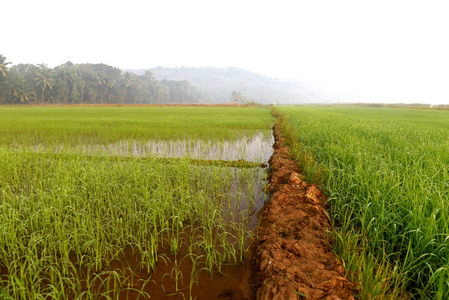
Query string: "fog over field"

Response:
xmin=2 ymin=0 xmax=449 ymax=105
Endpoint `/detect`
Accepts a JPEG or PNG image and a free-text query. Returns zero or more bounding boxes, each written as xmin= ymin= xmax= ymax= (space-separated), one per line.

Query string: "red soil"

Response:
xmin=253 ymin=124 xmax=355 ymax=299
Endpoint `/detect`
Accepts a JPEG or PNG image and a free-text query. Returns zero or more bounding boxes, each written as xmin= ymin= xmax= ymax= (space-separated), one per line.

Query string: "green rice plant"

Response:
xmin=188 ymin=253 xmax=201 ymax=300
xmin=278 ymin=106 xmax=449 ymax=298
xmin=140 ymin=229 xmax=163 ymax=273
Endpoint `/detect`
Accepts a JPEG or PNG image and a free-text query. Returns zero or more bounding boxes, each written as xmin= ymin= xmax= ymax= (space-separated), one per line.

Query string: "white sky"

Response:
xmin=3 ymin=0 xmax=449 ymax=104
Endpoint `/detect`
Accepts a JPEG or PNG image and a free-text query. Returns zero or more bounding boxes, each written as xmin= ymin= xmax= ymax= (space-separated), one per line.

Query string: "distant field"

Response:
xmin=0 ymin=106 xmax=273 ymax=299
xmin=278 ymin=106 xmax=449 ymax=298
xmin=0 ymin=106 xmax=272 ymax=146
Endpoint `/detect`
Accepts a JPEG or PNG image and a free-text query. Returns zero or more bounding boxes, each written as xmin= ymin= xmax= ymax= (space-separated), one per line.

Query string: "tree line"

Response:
xmin=0 ymin=55 xmax=204 ymax=105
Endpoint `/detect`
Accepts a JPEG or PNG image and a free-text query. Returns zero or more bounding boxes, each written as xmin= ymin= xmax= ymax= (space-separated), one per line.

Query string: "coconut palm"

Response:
xmin=34 ymin=64 xmax=54 ymax=103
xmin=0 ymin=55 xmax=10 ymax=78
xmin=122 ymin=72 xmax=142 ymax=103
xmin=12 ymin=85 xmax=36 ymax=104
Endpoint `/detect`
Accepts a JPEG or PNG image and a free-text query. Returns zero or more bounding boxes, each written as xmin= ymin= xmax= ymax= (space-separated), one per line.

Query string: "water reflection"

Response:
xmin=81 ymin=132 xmax=273 ymax=163
xmin=225 ymin=167 xmax=268 ymax=231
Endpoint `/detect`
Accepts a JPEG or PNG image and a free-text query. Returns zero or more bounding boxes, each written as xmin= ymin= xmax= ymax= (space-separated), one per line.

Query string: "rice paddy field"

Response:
xmin=277 ymin=106 xmax=449 ymax=299
xmin=4 ymin=105 xmax=448 ymax=299
xmin=0 ymin=106 xmax=274 ymax=299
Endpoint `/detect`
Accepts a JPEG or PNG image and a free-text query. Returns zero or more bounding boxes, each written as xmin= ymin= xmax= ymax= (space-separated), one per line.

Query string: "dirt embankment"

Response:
xmin=253 ymin=123 xmax=354 ymax=300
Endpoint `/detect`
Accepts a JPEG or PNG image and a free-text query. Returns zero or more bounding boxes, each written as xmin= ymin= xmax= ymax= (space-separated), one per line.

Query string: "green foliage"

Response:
xmin=0 ymin=55 xmax=206 ymax=105
xmin=34 ymin=64 xmax=54 ymax=103
xmin=0 ymin=55 xmax=11 ymax=104
xmin=161 ymin=79 xmax=203 ymax=104
xmin=278 ymin=106 xmax=449 ymax=298
xmin=0 ymin=55 xmax=10 ymax=78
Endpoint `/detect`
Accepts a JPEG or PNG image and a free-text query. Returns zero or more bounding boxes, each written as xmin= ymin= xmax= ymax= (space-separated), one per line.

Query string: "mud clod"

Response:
xmin=254 ymin=124 xmax=354 ymax=300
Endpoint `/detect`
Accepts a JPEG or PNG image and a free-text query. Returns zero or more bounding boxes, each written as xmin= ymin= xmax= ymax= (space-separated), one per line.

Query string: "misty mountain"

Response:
xmin=126 ymin=67 xmax=335 ymax=104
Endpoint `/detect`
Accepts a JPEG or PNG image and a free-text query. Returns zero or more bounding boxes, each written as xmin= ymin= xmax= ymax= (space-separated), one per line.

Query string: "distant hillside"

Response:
xmin=126 ymin=67 xmax=334 ymax=104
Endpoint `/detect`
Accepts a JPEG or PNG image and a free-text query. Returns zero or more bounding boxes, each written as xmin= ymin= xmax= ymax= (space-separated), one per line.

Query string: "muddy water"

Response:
xmin=125 ymin=141 xmax=272 ymax=299
xmin=76 ymin=169 xmax=271 ymax=299
xmin=82 ymin=242 xmax=255 ymax=300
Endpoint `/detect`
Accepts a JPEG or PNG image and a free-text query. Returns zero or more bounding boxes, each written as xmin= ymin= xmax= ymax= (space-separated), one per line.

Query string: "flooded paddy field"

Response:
xmin=0 ymin=106 xmax=273 ymax=299
xmin=25 ymin=132 xmax=273 ymax=165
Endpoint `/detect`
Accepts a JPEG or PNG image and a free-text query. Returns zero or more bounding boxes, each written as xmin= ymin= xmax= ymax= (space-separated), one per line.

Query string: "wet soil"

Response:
xmin=80 ymin=243 xmax=256 ymax=300
xmin=253 ymin=123 xmax=355 ymax=299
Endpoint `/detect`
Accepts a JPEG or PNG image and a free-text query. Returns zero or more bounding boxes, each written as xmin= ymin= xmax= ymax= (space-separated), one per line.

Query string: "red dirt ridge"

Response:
xmin=254 ymin=124 xmax=355 ymax=300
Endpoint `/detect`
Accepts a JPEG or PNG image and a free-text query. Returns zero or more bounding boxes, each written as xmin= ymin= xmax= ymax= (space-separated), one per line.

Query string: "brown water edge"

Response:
xmin=73 ymin=234 xmax=259 ymax=300
xmin=1 ymin=225 xmax=260 ymax=300
xmin=253 ymin=122 xmax=356 ymax=299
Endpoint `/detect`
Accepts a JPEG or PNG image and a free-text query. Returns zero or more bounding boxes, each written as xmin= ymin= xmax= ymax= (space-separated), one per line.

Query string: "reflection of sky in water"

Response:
xmin=224 ymin=167 xmax=268 ymax=232
xmin=27 ymin=133 xmax=271 ymax=239
xmin=78 ymin=131 xmax=273 ymax=163
xmin=199 ymin=166 xmax=267 ymax=242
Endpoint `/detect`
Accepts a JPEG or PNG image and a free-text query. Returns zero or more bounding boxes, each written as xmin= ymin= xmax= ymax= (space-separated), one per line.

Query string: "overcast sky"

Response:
xmin=3 ymin=0 xmax=449 ymax=104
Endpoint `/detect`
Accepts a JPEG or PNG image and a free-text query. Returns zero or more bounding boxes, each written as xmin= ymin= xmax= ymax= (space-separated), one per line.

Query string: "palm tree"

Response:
xmin=94 ymin=74 xmax=106 ymax=103
xmin=231 ymin=91 xmax=247 ymax=104
xmin=0 ymin=55 xmax=12 ymax=103
xmin=122 ymin=72 xmax=142 ymax=103
xmin=34 ymin=64 xmax=54 ymax=103
xmin=104 ymin=77 xmax=116 ymax=103
xmin=0 ymin=55 xmax=10 ymax=78
xmin=12 ymin=85 xmax=36 ymax=104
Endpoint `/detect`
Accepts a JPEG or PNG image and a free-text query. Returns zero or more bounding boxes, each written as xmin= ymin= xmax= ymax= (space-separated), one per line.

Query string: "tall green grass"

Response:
xmin=277 ymin=106 xmax=449 ymax=299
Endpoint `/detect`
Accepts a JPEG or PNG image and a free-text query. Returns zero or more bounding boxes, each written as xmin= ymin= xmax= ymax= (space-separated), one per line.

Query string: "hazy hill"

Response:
xmin=126 ymin=67 xmax=334 ymax=104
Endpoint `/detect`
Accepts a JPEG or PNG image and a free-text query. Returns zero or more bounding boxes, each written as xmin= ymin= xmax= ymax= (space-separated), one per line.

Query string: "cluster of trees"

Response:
xmin=230 ymin=91 xmax=258 ymax=105
xmin=0 ymin=55 xmax=204 ymax=105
